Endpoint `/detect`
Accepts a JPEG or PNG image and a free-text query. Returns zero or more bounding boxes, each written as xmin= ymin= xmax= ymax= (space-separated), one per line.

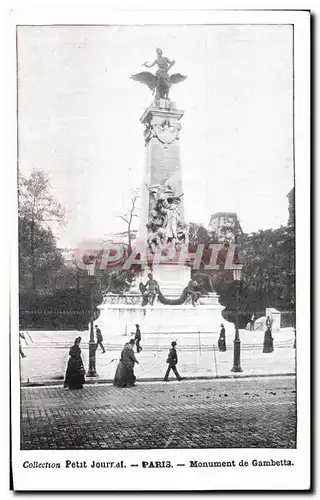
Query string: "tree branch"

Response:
xmin=118 ymin=215 xmax=130 ymax=224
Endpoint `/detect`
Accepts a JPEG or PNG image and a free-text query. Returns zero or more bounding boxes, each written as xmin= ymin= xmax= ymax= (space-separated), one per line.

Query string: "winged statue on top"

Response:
xmin=131 ymin=48 xmax=187 ymax=100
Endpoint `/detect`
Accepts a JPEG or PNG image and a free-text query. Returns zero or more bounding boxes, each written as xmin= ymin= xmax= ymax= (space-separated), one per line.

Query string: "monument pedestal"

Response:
xmin=97 ymin=292 xmax=227 ymax=336
xmin=136 ymin=263 xmax=191 ymax=295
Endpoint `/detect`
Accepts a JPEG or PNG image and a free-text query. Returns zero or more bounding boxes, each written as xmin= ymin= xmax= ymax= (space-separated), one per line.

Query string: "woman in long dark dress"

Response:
xmin=114 ymin=339 xmax=139 ymax=388
xmin=64 ymin=336 xmax=85 ymax=389
xmin=263 ymin=327 xmax=274 ymax=353
xmin=218 ymin=324 xmax=227 ymax=352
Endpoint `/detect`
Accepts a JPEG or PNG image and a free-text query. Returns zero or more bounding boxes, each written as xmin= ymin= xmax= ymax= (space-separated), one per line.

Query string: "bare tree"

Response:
xmin=118 ymin=188 xmax=140 ymax=251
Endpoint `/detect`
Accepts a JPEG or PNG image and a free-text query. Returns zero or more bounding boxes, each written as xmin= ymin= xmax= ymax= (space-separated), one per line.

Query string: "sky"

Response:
xmin=17 ymin=24 xmax=294 ymax=248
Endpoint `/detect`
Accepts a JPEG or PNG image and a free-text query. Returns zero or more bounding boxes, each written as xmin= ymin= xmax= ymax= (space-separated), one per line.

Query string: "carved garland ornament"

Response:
xmin=140 ymin=282 xmax=199 ymax=307
xmin=144 ymin=119 xmax=181 ymax=147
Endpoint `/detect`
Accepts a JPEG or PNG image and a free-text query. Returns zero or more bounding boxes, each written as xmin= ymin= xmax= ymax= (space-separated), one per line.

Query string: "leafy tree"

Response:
xmin=186 ymin=221 xmax=295 ymax=327
xmin=19 ymin=215 xmax=64 ymax=293
xmin=19 ymin=169 xmax=65 ymax=290
xmin=19 ymin=287 xmax=103 ymax=331
xmin=188 ymin=222 xmax=214 ymax=252
xmin=18 ymin=169 xmax=108 ymax=329
xmin=211 ymin=226 xmax=295 ymax=327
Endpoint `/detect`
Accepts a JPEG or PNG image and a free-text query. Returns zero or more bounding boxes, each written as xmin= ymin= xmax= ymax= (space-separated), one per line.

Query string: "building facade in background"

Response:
xmin=208 ymin=212 xmax=243 ymax=243
xmin=287 ymin=188 xmax=295 ymax=227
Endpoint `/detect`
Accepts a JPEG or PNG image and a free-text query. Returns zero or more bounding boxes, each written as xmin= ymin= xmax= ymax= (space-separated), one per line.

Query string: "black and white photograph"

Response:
xmin=9 ymin=7 xmax=310 ymax=492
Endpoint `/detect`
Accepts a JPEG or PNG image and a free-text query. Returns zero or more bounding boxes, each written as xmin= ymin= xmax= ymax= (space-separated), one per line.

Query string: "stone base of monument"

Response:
xmin=135 ymin=263 xmax=191 ymax=295
xmin=97 ymin=292 xmax=229 ymax=335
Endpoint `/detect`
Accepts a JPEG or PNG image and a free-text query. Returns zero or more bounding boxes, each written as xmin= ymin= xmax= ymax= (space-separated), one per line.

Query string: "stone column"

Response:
xmin=138 ymin=98 xmax=190 ymax=295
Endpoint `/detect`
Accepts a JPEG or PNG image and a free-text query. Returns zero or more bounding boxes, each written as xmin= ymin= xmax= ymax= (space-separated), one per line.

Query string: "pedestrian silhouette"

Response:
xmin=263 ymin=327 xmax=274 ymax=353
xmin=95 ymin=325 xmax=106 ymax=353
xmin=164 ymin=341 xmax=182 ymax=381
xmin=134 ymin=324 xmax=142 ymax=353
xmin=218 ymin=323 xmax=227 ymax=352
xmin=64 ymin=336 xmax=85 ymax=390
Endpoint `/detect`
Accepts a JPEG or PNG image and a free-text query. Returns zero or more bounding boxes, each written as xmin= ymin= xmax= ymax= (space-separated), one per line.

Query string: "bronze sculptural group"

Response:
xmin=103 ymin=267 xmax=212 ymax=307
xmin=131 ymin=48 xmax=187 ymax=100
xmin=104 ymin=269 xmax=135 ymax=295
xmin=139 ymin=273 xmax=206 ymax=307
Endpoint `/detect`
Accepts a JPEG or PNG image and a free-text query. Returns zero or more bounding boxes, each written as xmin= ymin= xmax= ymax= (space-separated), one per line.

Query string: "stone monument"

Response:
xmin=97 ymin=49 xmax=227 ymax=335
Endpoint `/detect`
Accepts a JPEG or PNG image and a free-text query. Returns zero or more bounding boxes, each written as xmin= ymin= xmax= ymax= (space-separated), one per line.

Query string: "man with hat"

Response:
xmin=164 ymin=341 xmax=182 ymax=382
xmin=134 ymin=324 xmax=142 ymax=353
xmin=94 ymin=325 xmax=105 ymax=353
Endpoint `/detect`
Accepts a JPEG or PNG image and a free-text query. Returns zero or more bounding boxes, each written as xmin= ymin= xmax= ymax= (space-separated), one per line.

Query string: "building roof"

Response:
xmin=287 ymin=187 xmax=294 ymax=201
xmin=209 ymin=212 xmax=238 ymax=220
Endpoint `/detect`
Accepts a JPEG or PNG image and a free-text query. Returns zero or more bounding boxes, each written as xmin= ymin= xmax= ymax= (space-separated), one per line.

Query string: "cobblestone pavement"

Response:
xmin=21 ymin=376 xmax=296 ymax=450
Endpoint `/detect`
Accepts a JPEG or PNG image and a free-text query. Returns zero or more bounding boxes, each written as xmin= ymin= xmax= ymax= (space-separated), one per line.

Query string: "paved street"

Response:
xmin=21 ymin=376 xmax=296 ymax=450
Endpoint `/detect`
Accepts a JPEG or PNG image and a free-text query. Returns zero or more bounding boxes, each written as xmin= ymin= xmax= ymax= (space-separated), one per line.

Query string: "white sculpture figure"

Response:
xmin=146 ymin=178 xmax=185 ymax=249
xmin=160 ymin=197 xmax=181 ymax=242
xmin=146 ymin=184 xmax=162 ymax=203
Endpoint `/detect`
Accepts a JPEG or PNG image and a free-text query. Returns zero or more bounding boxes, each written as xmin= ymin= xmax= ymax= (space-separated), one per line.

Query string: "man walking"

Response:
xmin=163 ymin=341 xmax=182 ymax=382
xmin=134 ymin=324 xmax=142 ymax=353
xmin=94 ymin=325 xmax=106 ymax=353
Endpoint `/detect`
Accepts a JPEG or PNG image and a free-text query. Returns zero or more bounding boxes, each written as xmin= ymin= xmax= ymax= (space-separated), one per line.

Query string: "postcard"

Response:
xmin=9 ymin=7 xmax=310 ymax=491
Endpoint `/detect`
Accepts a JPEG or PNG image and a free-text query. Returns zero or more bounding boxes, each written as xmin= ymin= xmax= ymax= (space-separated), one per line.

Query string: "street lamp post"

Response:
xmin=231 ymin=268 xmax=243 ymax=373
xmin=87 ymin=262 xmax=98 ymax=378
